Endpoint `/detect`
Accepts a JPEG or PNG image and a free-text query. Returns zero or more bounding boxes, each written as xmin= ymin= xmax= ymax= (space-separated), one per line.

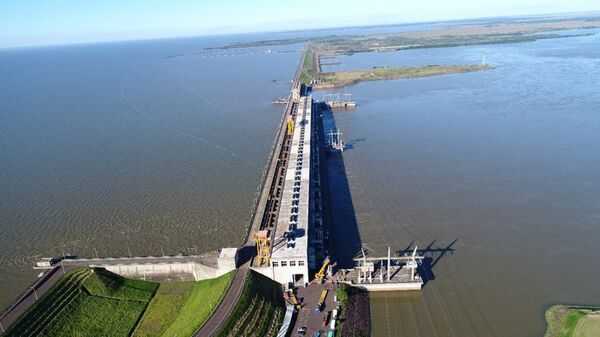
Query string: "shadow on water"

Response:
xmin=318 ymin=104 xmax=456 ymax=284
xmin=319 ymin=106 xmax=364 ymax=269
xmin=398 ymin=239 xmax=458 ymax=286
xmin=344 ymin=137 xmax=366 ymax=151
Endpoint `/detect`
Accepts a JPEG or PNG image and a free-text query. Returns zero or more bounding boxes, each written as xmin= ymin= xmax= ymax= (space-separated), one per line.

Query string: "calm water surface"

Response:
xmin=322 ymin=30 xmax=600 ymax=336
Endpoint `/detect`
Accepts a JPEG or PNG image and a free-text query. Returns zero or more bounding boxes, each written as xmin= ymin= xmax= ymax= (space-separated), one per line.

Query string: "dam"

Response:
xmin=0 ymin=49 xmax=423 ymax=336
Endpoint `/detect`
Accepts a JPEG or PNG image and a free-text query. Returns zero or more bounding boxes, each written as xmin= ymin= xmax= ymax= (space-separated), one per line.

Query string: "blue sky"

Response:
xmin=0 ymin=0 xmax=598 ymax=48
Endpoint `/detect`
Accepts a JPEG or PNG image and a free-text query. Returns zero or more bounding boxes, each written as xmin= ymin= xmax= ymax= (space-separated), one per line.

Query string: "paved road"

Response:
xmin=0 ymin=265 xmax=75 ymax=333
xmin=194 ymin=50 xmax=308 ymax=337
xmin=294 ymin=281 xmax=338 ymax=337
xmin=193 ymin=263 xmax=249 ymax=337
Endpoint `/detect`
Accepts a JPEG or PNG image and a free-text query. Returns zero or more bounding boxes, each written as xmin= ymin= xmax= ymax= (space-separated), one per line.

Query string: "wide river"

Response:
xmin=322 ymin=29 xmax=600 ymax=336
xmin=0 ymin=36 xmax=300 ymax=308
xmin=1 ymin=26 xmax=600 ymax=337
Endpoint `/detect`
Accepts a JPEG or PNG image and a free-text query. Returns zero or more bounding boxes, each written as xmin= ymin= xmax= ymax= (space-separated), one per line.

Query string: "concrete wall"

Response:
xmin=347 ymin=282 xmax=422 ymax=292
xmin=65 ymin=249 xmax=239 ymax=282
xmin=251 ymin=265 xmax=274 ymax=280
xmin=250 ymin=261 xmax=309 ymax=287
xmin=270 ymin=258 xmax=309 ymax=287
xmin=95 ymin=261 xmax=234 ymax=281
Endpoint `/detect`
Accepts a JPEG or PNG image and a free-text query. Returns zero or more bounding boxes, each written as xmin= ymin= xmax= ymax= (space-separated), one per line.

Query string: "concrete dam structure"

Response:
xmin=251 ymin=96 xmax=321 ymax=286
xmin=57 ymin=248 xmax=238 ymax=282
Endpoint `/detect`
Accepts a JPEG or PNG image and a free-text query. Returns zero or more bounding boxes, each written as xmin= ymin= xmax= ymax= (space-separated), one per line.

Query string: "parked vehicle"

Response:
xmin=322 ymin=311 xmax=330 ymax=326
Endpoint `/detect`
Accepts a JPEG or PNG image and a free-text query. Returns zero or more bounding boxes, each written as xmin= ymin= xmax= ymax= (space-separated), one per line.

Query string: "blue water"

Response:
xmin=320 ymin=30 xmax=600 ymax=336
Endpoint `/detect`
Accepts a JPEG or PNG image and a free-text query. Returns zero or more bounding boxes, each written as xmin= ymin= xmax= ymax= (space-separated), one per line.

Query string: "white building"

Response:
xmin=266 ymin=96 xmax=313 ymax=287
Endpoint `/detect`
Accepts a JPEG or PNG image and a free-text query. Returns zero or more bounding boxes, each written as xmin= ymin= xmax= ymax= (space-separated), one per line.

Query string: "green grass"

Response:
xmin=39 ymin=295 xmax=148 ymax=337
xmin=3 ymin=268 xmax=93 ymax=337
xmin=2 ymin=267 xmax=157 ymax=337
xmin=317 ymin=64 xmax=494 ymax=89
xmin=83 ymin=268 xmax=157 ymax=302
xmin=132 ymin=282 xmax=196 ymax=337
xmin=134 ymin=272 xmax=234 ymax=337
xmin=3 ymin=268 xmax=235 ymax=337
xmin=299 ymin=47 xmax=318 ymax=85
xmin=564 ymin=310 xmax=587 ymax=336
xmin=545 ymin=305 xmax=600 ymax=337
xmin=214 ymin=271 xmax=285 ymax=337
xmin=2 ymin=267 xmax=236 ymax=337
xmin=574 ymin=315 xmax=600 ymax=337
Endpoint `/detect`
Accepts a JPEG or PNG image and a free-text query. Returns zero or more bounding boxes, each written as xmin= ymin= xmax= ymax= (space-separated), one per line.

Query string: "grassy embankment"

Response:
xmin=315 ymin=64 xmax=494 ymax=89
xmin=296 ymin=42 xmax=494 ymax=90
xmin=299 ymin=46 xmax=318 ymax=86
xmin=2 ymin=267 xmax=233 ymax=337
xmin=3 ymin=267 xmax=157 ymax=337
xmin=133 ymin=271 xmax=232 ymax=337
xmin=213 ymin=270 xmax=286 ymax=337
xmin=545 ymin=305 xmax=600 ymax=337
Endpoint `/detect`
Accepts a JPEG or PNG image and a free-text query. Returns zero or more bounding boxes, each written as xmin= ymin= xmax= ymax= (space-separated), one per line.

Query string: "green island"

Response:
xmin=296 ymin=40 xmax=493 ymax=88
xmin=545 ymin=305 xmax=600 ymax=337
xmin=315 ymin=64 xmax=494 ymax=89
xmin=214 ymin=270 xmax=286 ymax=337
xmin=3 ymin=267 xmax=233 ymax=337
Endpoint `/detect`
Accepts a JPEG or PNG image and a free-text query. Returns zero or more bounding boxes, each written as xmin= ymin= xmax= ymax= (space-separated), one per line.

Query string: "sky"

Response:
xmin=0 ymin=0 xmax=599 ymax=48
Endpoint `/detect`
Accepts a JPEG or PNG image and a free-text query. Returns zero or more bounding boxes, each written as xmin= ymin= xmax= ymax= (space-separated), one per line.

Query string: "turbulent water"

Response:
xmin=322 ymin=29 xmax=600 ymax=336
xmin=0 ymin=36 xmax=300 ymax=308
xmin=1 ymin=24 xmax=600 ymax=337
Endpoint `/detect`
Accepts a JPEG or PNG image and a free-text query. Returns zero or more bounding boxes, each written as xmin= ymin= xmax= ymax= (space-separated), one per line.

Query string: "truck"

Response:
xmin=315 ymin=289 xmax=328 ymax=312
xmin=330 ymin=308 xmax=338 ymax=329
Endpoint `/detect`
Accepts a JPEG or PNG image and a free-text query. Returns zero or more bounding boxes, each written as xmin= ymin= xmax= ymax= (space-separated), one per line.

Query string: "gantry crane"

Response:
xmin=287 ymin=117 xmax=295 ymax=136
xmin=314 ymin=256 xmax=331 ymax=283
xmin=285 ymin=290 xmax=302 ymax=310
xmin=254 ymin=230 xmax=271 ymax=266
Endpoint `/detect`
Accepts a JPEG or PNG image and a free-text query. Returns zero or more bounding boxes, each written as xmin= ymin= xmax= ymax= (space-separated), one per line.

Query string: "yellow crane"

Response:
xmin=287 ymin=118 xmax=295 ymax=136
xmin=314 ymin=256 xmax=330 ymax=283
xmin=315 ymin=289 xmax=328 ymax=312
xmin=253 ymin=230 xmax=270 ymax=266
xmin=286 ymin=290 xmax=302 ymax=310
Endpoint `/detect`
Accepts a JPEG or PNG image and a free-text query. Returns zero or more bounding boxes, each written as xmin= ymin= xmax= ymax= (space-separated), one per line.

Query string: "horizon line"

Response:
xmin=2 ymin=9 xmax=599 ymax=51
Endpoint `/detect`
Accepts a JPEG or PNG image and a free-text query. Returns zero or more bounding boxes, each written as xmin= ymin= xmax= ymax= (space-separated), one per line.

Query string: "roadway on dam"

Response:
xmin=193 ymin=51 xmax=307 ymax=337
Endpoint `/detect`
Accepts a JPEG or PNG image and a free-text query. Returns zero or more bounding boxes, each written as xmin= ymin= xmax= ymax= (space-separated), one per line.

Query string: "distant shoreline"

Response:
xmin=212 ymin=16 xmax=600 ymax=51
xmin=259 ymin=15 xmax=600 ymax=88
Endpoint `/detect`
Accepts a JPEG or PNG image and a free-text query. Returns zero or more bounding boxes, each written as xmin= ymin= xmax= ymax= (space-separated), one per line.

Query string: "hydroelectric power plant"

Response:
xmin=0 ymin=49 xmax=423 ymax=337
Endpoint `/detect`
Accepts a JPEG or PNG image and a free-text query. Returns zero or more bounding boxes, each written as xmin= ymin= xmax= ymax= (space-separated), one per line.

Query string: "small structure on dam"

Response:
xmin=340 ymin=247 xmax=424 ymax=291
xmin=327 ymin=128 xmax=345 ymax=152
xmin=321 ymin=93 xmax=356 ymax=110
